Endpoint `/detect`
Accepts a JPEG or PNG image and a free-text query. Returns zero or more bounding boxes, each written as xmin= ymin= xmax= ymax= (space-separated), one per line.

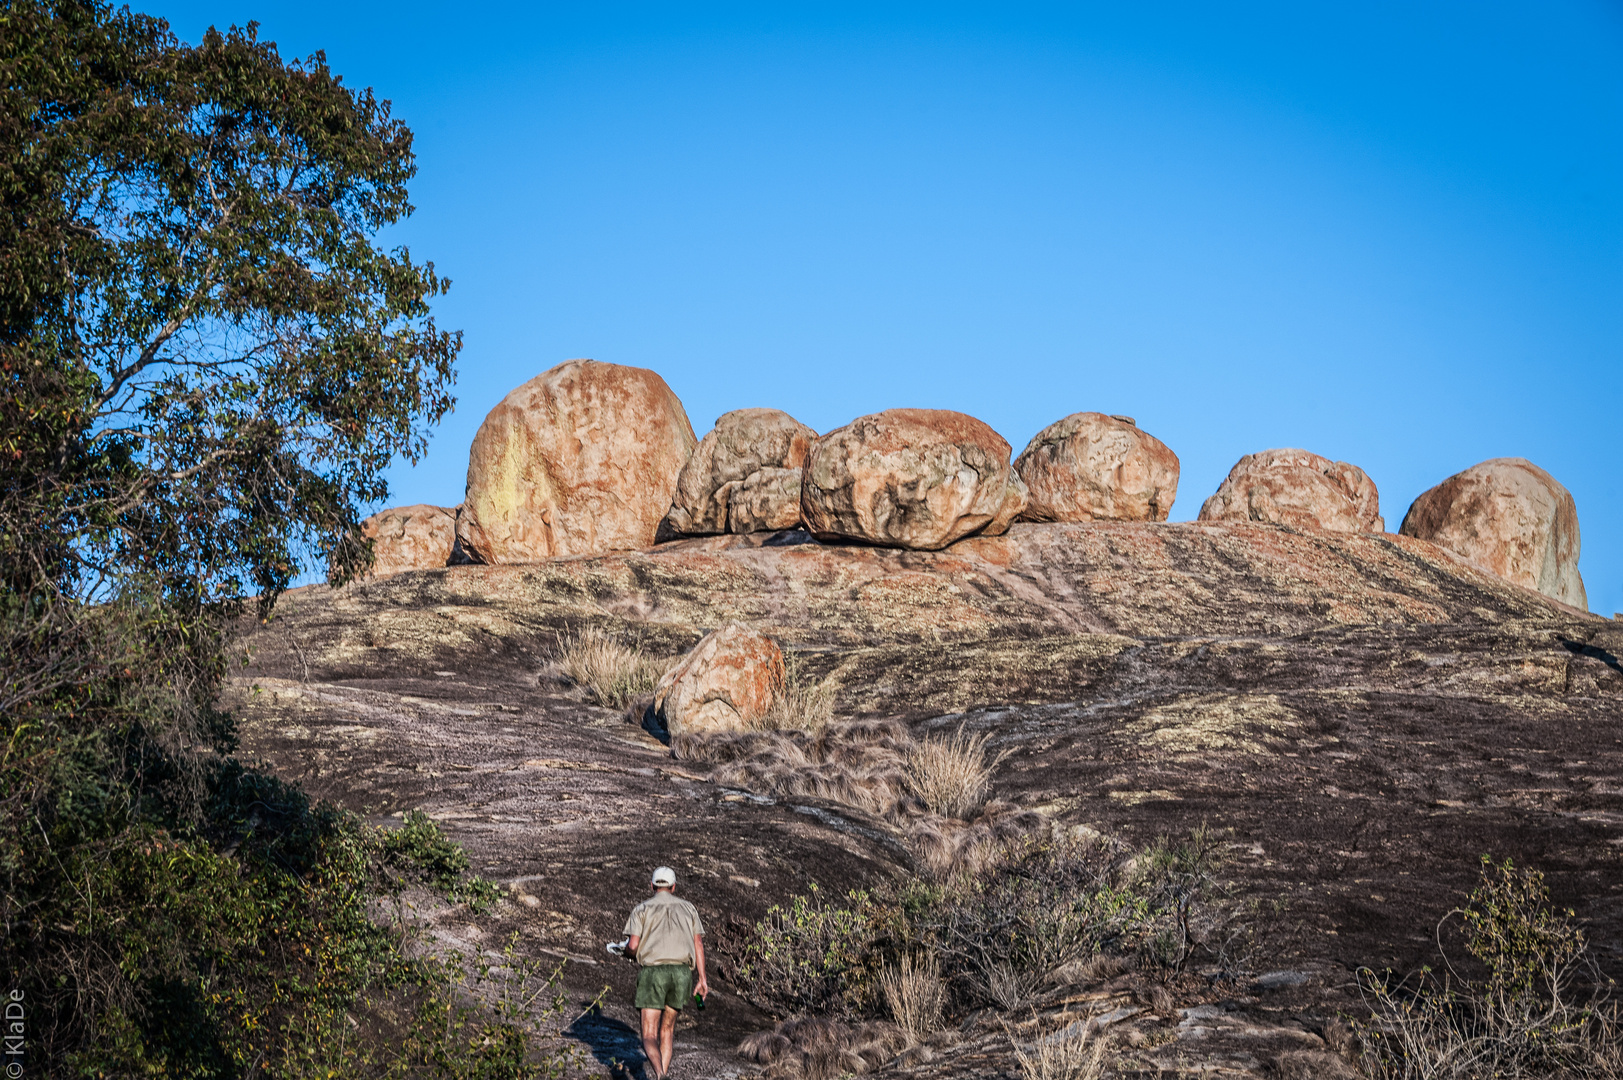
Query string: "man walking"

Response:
xmin=622 ymin=866 xmax=708 ymax=1080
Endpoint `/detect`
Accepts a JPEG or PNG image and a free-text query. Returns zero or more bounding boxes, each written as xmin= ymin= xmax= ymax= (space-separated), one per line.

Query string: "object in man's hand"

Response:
xmin=693 ymin=990 xmax=706 ymax=1011
xmin=606 ymin=938 xmax=631 ymax=958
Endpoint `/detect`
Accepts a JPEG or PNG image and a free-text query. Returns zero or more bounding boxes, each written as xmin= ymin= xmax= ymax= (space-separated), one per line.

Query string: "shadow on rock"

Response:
xmin=568 ymin=1004 xmax=651 ymax=1079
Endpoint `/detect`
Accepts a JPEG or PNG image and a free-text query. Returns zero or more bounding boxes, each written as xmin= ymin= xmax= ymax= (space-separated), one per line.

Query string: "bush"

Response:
xmin=737 ymin=827 xmax=1242 ymax=1021
xmin=2 ymin=756 xmax=586 ymax=1078
xmin=1356 ymin=856 xmax=1623 ymax=1079
xmin=551 ymin=627 xmax=668 ymax=709
xmin=737 ymin=884 xmax=887 ymax=1019
xmin=383 ymin=810 xmax=502 ymax=910
xmin=1129 ymin=823 xmax=1242 ymax=973
xmin=916 ymin=835 xmax=1158 ymax=1009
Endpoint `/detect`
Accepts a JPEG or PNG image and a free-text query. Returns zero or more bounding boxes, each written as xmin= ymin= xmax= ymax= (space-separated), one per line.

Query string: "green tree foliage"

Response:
xmin=0 ymin=1 xmax=514 ymax=1073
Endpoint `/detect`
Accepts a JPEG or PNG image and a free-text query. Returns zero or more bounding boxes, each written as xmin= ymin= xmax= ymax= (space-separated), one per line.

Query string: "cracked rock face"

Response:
xmin=457 ymin=359 xmax=697 ymax=563
xmin=1400 ymin=456 xmax=1586 ymax=609
xmin=655 ymin=623 xmax=784 ymax=735
xmin=661 ymin=408 xmax=816 ymax=537
xmin=1015 ymin=411 xmax=1180 ymax=523
xmin=1199 ymin=448 xmax=1384 ymax=533
xmin=800 ymin=408 xmax=1029 ymax=551
xmin=359 ymin=504 xmax=456 ymax=578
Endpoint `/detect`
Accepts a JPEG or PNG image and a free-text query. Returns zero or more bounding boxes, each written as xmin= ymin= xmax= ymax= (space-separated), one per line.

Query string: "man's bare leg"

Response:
xmin=659 ymin=1006 xmax=679 ymax=1075
xmin=640 ymin=1007 xmax=665 ymax=1078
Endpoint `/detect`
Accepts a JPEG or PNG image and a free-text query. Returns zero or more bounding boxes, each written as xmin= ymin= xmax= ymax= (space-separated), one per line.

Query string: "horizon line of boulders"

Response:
xmin=360 ymin=358 xmax=1587 ymax=610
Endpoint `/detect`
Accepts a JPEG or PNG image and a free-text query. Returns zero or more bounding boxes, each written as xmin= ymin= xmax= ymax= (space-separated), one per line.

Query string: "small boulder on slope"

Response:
xmin=457 ymin=359 xmax=697 ymax=563
xmin=1199 ymin=448 xmax=1384 ymax=533
xmin=359 ymin=504 xmax=457 ymax=578
xmin=799 ymin=408 xmax=1028 ymax=551
xmin=1400 ymin=457 xmax=1586 ymax=609
xmin=660 ymin=408 xmax=816 ymax=537
xmin=654 ymin=623 xmax=785 ymax=735
xmin=1015 ymin=412 xmax=1180 ymax=523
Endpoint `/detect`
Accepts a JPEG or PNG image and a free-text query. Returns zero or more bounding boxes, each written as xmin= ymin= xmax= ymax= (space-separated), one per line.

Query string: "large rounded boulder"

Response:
xmin=654 ymin=623 xmax=785 ymax=735
xmin=359 ymin=504 xmax=457 ymax=579
xmin=1199 ymin=448 xmax=1384 ymax=533
xmin=1399 ymin=457 xmax=1586 ymax=609
xmin=1015 ymin=412 xmax=1180 ymax=523
xmin=457 ymin=360 xmax=697 ymax=563
xmin=660 ymin=408 xmax=816 ymax=537
xmin=800 ymin=409 xmax=1028 ymax=551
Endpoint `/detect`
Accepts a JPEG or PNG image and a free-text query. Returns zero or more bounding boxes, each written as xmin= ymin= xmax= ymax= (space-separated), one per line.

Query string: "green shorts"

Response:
xmin=634 ymin=963 xmax=694 ymax=1010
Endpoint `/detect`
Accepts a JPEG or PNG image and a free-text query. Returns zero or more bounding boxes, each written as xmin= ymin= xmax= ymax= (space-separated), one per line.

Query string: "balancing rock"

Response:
xmin=1400 ymin=457 xmax=1586 ymax=609
xmin=457 ymin=359 xmax=696 ymax=563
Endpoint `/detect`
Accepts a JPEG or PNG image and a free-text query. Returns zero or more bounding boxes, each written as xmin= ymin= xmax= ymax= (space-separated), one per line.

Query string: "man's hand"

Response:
xmin=696 ymin=974 xmax=710 ymax=999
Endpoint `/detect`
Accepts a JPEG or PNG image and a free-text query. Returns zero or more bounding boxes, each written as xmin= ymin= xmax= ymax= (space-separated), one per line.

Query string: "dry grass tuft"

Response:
xmin=1007 ymin=1014 xmax=1110 ymax=1080
xmin=738 ymin=1017 xmax=909 ymax=1079
xmin=551 ymin=627 xmax=668 ymax=709
xmin=679 ymin=719 xmax=922 ymax=821
xmin=905 ymin=802 xmax=1047 ymax=879
xmin=751 ymin=653 xmax=837 ymax=733
xmin=906 ymin=725 xmax=1004 ymax=819
xmin=880 ymin=954 xmax=945 ymax=1043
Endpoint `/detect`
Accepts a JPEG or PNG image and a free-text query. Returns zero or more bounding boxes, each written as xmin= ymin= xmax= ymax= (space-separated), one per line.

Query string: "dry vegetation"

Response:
xmin=676 ymin=717 xmax=922 ymax=819
xmin=879 ymin=954 xmax=946 ymax=1043
xmin=551 ymin=627 xmax=669 ymax=708
xmin=906 ymin=724 xmax=1003 ymax=818
xmin=1355 ymin=858 xmax=1623 ymax=1079
xmin=1007 ymin=1014 xmax=1110 ymax=1080
xmin=753 ymin=653 xmax=838 ymax=732
xmin=737 ymin=1016 xmax=911 ymax=1080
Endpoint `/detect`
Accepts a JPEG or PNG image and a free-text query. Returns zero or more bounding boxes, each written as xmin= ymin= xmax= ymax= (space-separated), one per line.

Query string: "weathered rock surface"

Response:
xmin=457 ymin=359 xmax=697 ymax=563
xmin=654 ymin=623 xmax=784 ymax=735
xmin=800 ymin=409 xmax=1028 ymax=550
xmin=1200 ymin=448 xmax=1384 ymax=533
xmin=661 ymin=408 xmax=815 ymax=537
xmin=724 ymin=467 xmax=804 ymax=534
xmin=1015 ymin=412 xmax=1180 ymax=523
xmin=233 ymin=519 xmax=1616 ymax=1077
xmin=359 ymin=504 xmax=456 ymax=578
xmin=1400 ymin=457 xmax=1587 ymax=610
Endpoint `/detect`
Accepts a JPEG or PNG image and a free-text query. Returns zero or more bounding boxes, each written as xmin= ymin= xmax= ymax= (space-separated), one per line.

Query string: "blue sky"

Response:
xmin=154 ymin=2 xmax=1623 ymax=613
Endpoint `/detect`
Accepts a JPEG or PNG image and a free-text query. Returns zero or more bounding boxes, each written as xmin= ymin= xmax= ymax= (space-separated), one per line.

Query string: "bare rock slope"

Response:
xmin=232 ymin=520 xmax=1621 ymax=1076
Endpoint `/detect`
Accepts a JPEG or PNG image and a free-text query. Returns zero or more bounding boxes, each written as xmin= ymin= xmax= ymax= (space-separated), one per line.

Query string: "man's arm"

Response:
xmin=693 ymin=933 xmax=708 ymax=998
xmin=625 ymin=934 xmax=640 ymax=960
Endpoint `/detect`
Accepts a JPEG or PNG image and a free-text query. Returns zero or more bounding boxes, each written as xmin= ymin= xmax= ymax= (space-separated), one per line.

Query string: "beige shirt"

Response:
xmin=623 ymin=891 xmax=705 ymax=967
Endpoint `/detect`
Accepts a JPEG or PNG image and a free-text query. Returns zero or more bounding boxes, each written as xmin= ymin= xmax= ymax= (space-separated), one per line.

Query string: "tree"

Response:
xmin=0 ymin=1 xmax=467 ymax=1070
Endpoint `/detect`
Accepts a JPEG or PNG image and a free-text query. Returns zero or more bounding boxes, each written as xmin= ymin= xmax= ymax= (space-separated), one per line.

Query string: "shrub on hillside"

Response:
xmin=1356 ymin=856 xmax=1623 ymax=1079
xmin=737 ymin=884 xmax=889 ymax=1018
xmin=737 ymin=828 xmax=1241 ymax=1021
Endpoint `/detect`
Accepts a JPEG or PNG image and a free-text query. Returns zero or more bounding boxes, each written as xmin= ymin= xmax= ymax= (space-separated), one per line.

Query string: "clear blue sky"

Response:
xmin=152 ymin=2 xmax=1623 ymax=613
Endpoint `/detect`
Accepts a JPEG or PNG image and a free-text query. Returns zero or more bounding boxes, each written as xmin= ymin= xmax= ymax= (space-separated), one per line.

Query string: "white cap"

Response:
xmin=651 ymin=866 xmax=676 ymax=887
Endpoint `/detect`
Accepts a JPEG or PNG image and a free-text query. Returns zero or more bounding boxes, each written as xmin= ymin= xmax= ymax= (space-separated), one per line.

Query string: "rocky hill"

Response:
xmin=230 ymin=518 xmax=1622 ymax=1077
